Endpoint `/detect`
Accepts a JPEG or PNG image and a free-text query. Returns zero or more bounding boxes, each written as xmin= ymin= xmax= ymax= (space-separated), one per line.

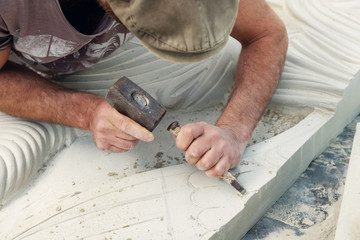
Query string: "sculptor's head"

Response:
xmin=99 ymin=0 xmax=239 ymax=63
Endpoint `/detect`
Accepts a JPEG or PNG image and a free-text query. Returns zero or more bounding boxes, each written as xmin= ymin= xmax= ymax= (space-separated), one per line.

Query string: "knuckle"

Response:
xmin=114 ymin=139 xmax=138 ymax=151
xmin=119 ymin=118 xmax=130 ymax=133
xmin=93 ymin=131 xmax=107 ymax=143
xmin=125 ymin=140 xmax=138 ymax=150
xmin=185 ymin=151 xmax=198 ymax=165
xmin=191 ymin=148 xmax=201 ymax=158
xmin=96 ymin=142 xmax=109 ymax=151
xmin=111 ymin=147 xmax=127 ymax=153
xmin=206 ymin=129 xmax=219 ymax=140
xmin=214 ymin=164 xmax=226 ymax=177
xmin=208 ymin=155 xmax=218 ymax=167
xmin=182 ymin=125 xmax=194 ymax=137
xmin=92 ymin=120 xmax=107 ymax=133
xmin=176 ymin=138 xmax=187 ymax=151
xmin=199 ymin=121 xmax=208 ymax=127
xmin=176 ymin=134 xmax=192 ymax=151
xmin=197 ymin=160 xmax=209 ymax=171
xmin=205 ymin=169 xmax=217 ymax=178
xmin=217 ymin=141 xmax=227 ymax=152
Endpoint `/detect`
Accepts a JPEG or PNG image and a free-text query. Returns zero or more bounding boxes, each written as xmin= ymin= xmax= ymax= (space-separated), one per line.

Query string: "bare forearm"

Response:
xmin=217 ymin=1 xmax=288 ymax=144
xmin=0 ymin=62 xmax=102 ymax=130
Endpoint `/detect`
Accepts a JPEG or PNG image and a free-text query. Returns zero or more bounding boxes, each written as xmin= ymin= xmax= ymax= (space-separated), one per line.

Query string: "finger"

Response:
xmin=98 ymin=123 xmax=138 ymax=141
xmin=185 ymin=136 xmax=211 ymax=165
xmin=107 ymin=145 xmax=128 ymax=153
xmin=99 ymin=121 xmax=138 ymax=141
xmin=111 ymin=108 xmax=154 ymax=142
xmin=205 ymin=156 xmax=229 ymax=178
xmin=112 ymin=138 xmax=139 ymax=151
xmin=176 ymin=123 xmax=205 ymax=151
xmin=96 ymin=136 xmax=139 ymax=153
xmin=115 ymin=131 xmax=138 ymax=141
xmin=195 ymin=147 xmax=222 ymax=171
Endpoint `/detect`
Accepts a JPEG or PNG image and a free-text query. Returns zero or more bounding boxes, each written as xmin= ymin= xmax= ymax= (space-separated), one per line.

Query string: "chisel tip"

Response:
xmin=231 ymin=180 xmax=247 ymax=195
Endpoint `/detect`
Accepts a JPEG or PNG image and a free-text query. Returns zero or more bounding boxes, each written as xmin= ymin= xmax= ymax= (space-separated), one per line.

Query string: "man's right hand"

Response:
xmin=0 ymin=49 xmax=153 ymax=153
xmin=89 ymin=99 xmax=154 ymax=153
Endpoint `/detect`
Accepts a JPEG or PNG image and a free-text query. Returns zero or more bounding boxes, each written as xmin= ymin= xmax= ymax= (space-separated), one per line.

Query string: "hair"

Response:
xmin=96 ymin=0 xmax=122 ymax=23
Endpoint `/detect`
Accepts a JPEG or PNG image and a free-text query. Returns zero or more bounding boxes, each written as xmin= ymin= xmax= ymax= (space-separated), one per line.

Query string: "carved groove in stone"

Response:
xmin=0 ymin=113 xmax=76 ymax=205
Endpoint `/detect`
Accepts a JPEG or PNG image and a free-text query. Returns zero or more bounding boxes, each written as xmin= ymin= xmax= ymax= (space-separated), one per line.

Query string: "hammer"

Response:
xmin=105 ymin=77 xmax=246 ymax=194
xmin=105 ymin=76 xmax=166 ymax=132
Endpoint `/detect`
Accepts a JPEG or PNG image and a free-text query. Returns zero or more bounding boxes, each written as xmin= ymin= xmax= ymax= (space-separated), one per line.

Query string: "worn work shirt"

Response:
xmin=0 ymin=0 xmax=131 ymax=78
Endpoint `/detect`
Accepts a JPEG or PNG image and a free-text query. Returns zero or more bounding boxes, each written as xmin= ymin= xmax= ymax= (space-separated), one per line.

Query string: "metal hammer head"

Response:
xmin=105 ymin=76 xmax=166 ymax=132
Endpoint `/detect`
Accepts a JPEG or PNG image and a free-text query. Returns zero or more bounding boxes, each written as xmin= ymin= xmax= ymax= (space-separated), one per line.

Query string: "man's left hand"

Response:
xmin=175 ymin=122 xmax=246 ymax=177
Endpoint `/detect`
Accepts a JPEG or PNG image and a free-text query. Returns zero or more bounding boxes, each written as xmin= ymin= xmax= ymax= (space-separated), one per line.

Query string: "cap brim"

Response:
xmin=139 ymin=37 xmax=230 ymax=63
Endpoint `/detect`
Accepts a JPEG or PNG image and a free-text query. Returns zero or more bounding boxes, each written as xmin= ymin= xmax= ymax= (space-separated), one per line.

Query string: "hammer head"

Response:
xmin=105 ymin=77 xmax=166 ymax=132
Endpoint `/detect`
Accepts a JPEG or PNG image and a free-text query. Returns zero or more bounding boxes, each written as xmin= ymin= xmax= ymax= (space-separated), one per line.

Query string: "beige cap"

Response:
xmin=108 ymin=0 xmax=239 ymax=63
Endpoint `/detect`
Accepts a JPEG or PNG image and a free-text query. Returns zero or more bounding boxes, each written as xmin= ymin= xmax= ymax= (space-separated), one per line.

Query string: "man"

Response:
xmin=0 ymin=0 xmax=288 ymax=178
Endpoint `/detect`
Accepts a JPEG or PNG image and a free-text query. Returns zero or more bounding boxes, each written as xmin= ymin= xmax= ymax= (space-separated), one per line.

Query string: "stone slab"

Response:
xmin=334 ymin=123 xmax=360 ymax=240
xmin=244 ymin=113 xmax=360 ymax=239
xmin=1 ymin=1 xmax=360 ymax=239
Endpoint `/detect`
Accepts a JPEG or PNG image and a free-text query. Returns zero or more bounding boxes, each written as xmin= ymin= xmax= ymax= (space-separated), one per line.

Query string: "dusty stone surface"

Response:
xmin=244 ymin=115 xmax=360 ymax=239
xmin=250 ymin=105 xmax=313 ymax=145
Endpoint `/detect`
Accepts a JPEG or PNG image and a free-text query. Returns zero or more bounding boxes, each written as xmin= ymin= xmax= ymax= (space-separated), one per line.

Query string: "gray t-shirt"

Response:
xmin=0 ymin=0 xmax=131 ymax=78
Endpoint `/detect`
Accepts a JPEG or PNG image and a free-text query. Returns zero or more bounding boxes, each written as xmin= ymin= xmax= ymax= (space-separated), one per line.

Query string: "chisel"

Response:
xmin=167 ymin=121 xmax=246 ymax=195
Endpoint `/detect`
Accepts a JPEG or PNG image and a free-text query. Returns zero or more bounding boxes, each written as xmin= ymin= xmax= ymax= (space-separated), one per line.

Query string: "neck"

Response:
xmin=96 ymin=0 xmax=122 ymax=23
xmin=58 ymin=0 xmax=106 ymax=35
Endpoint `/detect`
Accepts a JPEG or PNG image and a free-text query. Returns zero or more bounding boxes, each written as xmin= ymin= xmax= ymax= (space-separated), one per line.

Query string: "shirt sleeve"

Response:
xmin=0 ymin=16 xmax=12 ymax=51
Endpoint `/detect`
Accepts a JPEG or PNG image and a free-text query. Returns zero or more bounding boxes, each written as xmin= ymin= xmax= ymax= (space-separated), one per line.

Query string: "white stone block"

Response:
xmin=334 ymin=123 xmax=360 ymax=240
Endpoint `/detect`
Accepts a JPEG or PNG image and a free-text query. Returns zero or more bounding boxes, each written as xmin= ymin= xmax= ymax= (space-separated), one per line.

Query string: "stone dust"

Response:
xmin=250 ymin=104 xmax=313 ymax=145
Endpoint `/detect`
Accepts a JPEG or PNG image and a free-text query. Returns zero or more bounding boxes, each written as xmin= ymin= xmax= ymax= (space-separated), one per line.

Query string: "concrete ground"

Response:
xmin=243 ymin=114 xmax=360 ymax=239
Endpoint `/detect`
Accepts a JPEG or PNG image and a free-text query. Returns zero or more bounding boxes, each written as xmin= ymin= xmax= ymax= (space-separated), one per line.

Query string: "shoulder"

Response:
xmin=0 ymin=0 xmax=17 ymax=16
xmin=0 ymin=0 xmax=21 ymax=30
xmin=0 ymin=0 xmax=53 ymax=20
